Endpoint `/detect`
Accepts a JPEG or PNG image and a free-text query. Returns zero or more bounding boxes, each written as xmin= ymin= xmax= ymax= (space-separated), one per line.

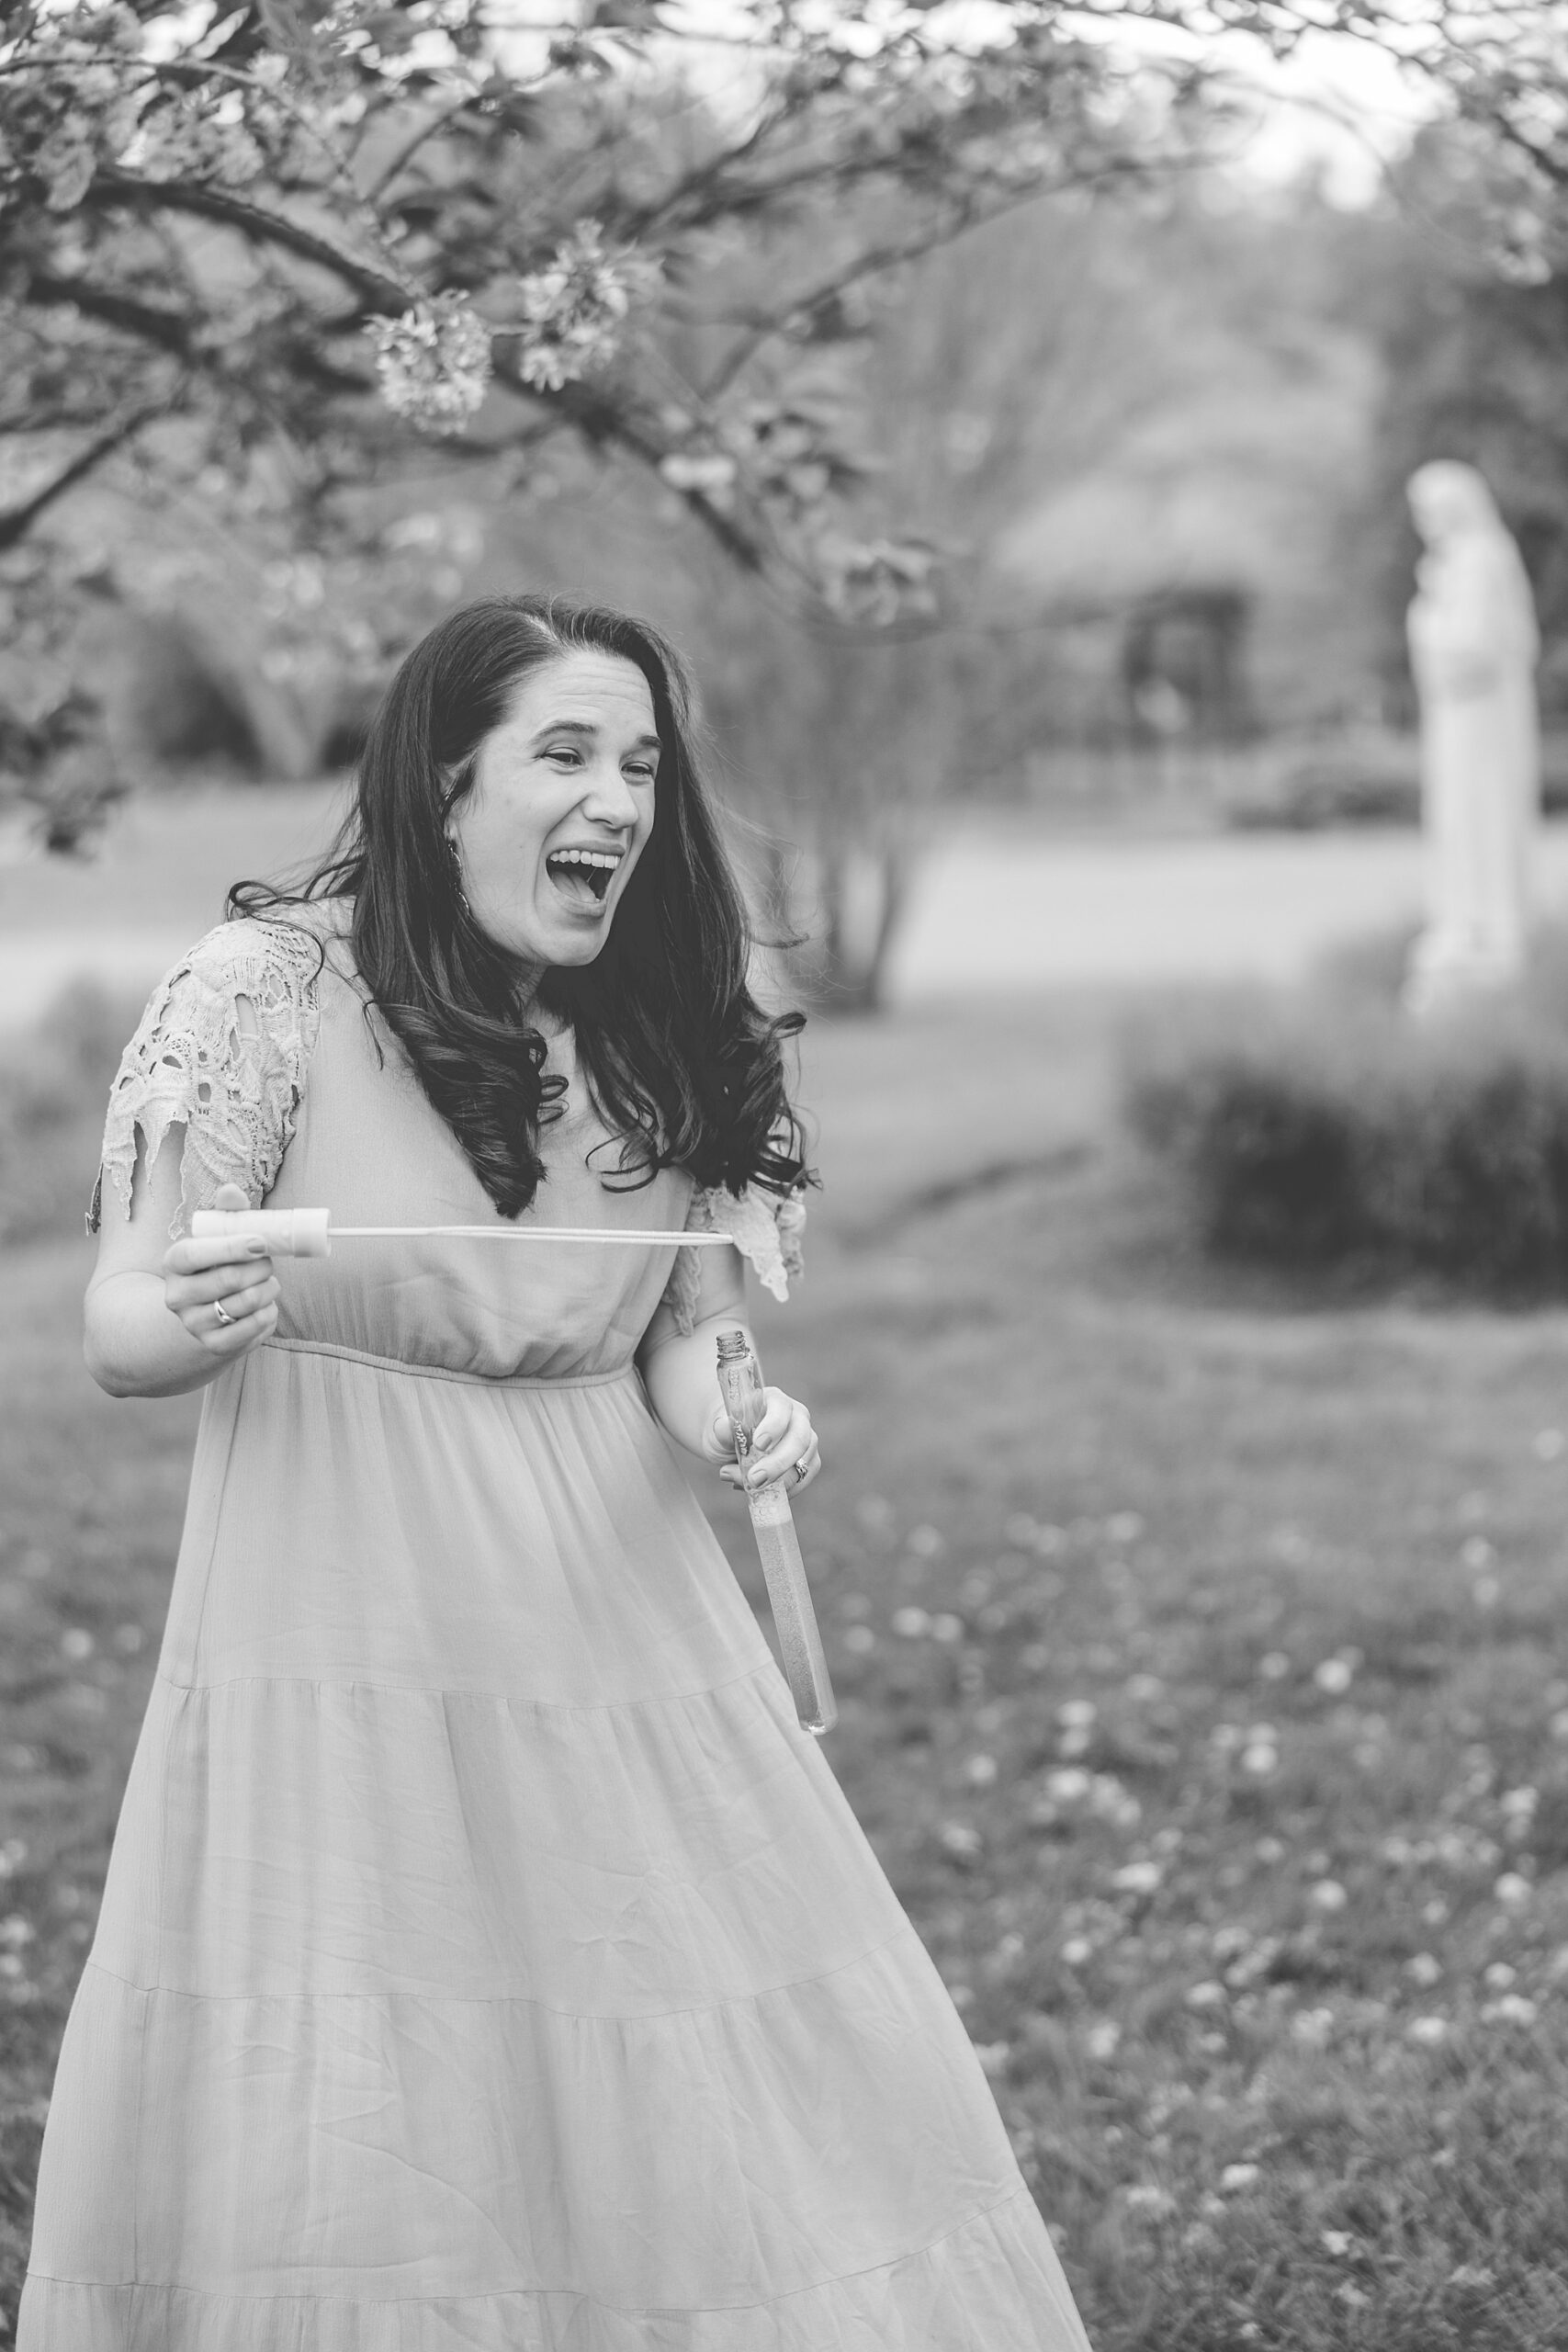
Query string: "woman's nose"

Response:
xmin=580 ymin=757 xmax=641 ymax=826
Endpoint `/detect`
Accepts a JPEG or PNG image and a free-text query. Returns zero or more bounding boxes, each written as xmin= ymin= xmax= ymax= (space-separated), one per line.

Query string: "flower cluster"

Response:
xmin=514 ymin=222 xmax=662 ymax=393
xmin=816 ymin=533 xmax=942 ymax=628
xmin=368 ymin=295 xmax=492 ymax=436
xmin=135 ymin=92 xmax=265 ymax=187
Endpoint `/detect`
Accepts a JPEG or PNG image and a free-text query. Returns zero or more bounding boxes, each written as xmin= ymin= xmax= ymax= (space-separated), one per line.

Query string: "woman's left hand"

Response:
xmin=708 ymin=1386 xmax=821 ymax=1496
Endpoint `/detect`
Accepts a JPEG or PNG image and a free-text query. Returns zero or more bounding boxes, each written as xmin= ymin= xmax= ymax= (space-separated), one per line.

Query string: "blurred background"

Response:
xmin=6 ymin=5 xmax=1568 ymax=2347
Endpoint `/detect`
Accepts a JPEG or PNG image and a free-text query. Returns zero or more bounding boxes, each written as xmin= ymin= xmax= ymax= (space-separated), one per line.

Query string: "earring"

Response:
xmin=445 ymin=832 xmax=471 ymax=917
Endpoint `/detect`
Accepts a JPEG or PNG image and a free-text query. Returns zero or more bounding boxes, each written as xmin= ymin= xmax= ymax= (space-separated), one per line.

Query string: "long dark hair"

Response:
xmin=231 ymin=593 xmax=810 ymax=1217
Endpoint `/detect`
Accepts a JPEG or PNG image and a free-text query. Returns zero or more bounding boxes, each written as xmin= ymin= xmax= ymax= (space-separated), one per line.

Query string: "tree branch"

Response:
xmin=22 ymin=268 xmax=196 ymax=359
xmin=0 ymin=401 xmax=164 ymax=552
xmin=90 ymin=170 xmax=412 ymax=311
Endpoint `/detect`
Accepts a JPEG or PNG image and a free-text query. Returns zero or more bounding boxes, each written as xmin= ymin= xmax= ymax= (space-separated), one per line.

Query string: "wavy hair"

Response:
xmin=231 ymin=593 xmax=810 ymax=1218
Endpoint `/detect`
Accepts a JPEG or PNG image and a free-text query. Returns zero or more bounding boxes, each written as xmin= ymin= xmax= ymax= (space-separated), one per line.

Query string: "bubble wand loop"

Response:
xmin=190 ymin=1211 xmax=838 ymax=1737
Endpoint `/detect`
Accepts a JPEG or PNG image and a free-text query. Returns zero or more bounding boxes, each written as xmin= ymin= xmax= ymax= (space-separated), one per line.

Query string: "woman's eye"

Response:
xmin=543 ymin=743 xmax=581 ymax=766
xmin=626 ymin=762 xmax=657 ymax=784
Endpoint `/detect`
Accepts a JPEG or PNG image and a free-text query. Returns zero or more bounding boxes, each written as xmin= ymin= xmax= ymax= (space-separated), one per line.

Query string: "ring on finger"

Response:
xmin=791 ymin=1449 xmax=815 ymax=1487
xmin=212 ymin=1296 xmax=236 ymax=1329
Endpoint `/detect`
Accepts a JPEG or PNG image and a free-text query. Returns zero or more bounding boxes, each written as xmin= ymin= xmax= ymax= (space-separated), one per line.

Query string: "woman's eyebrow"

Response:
xmin=530 ymin=718 xmax=662 ymax=753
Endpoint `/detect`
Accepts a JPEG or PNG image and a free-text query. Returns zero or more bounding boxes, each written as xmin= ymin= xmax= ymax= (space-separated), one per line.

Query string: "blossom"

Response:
xmin=1309 ymin=1879 xmax=1348 ymax=1913
xmin=514 ymin=222 xmax=661 ymax=391
xmin=1313 ymin=1657 xmax=1355 ymax=1695
xmin=1500 ymin=1786 xmax=1538 ymax=1840
xmin=1220 ymin=2162 xmax=1259 ymax=2192
xmin=1085 ymin=2019 xmax=1122 ymax=2061
xmin=1405 ymin=1952 xmax=1443 ymax=1988
xmin=1112 ymin=1860 xmax=1163 ymax=1896
xmin=891 ymin=1607 xmax=930 ymax=1638
xmin=1494 ymin=1872 xmax=1533 ymax=1907
xmin=1481 ymin=1992 xmax=1538 ymax=2025
xmin=368 ymin=296 xmax=491 ymax=436
xmin=1406 ymin=2015 xmax=1449 ymax=2045
xmin=1292 ymin=2007 xmax=1335 ymax=2046
xmin=1185 ymin=1980 xmax=1226 ymax=2010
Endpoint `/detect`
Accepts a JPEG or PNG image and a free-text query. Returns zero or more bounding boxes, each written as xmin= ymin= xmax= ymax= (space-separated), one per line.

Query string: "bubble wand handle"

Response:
xmin=716 ymin=1332 xmax=837 ymax=1737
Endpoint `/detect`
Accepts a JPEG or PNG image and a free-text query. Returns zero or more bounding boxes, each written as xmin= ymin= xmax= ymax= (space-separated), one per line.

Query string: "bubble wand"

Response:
xmin=191 ymin=1211 xmax=837 ymax=1736
xmin=190 ymin=1209 xmax=742 ymax=1254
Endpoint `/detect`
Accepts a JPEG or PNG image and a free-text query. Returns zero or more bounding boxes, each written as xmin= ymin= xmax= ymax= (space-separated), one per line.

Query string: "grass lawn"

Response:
xmin=3 ymin=989 xmax=1568 ymax=2347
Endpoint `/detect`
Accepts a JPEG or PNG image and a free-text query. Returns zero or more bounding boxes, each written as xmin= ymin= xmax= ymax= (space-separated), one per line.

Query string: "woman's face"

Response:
xmin=448 ymin=649 xmax=660 ymax=969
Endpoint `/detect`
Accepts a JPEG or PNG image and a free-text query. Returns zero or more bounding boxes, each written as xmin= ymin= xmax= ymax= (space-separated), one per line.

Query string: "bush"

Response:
xmin=1221 ymin=733 xmax=1568 ymax=831
xmin=1122 ymin=929 xmax=1568 ymax=1293
xmin=0 ymin=982 xmax=140 ymax=1248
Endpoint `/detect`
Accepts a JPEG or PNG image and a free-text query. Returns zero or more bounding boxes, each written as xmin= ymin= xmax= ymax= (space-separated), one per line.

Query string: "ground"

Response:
xmin=2 ymin=989 xmax=1568 ymax=2349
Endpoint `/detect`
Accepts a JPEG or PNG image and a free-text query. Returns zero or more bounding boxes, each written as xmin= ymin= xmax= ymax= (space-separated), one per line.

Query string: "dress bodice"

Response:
xmin=267 ymin=946 xmax=697 ymax=1379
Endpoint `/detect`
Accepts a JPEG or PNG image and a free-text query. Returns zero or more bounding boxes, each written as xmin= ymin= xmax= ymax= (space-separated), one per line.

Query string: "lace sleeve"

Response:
xmin=658 ymin=1182 xmax=807 ymax=1338
xmin=88 ymin=918 xmax=323 ymax=1238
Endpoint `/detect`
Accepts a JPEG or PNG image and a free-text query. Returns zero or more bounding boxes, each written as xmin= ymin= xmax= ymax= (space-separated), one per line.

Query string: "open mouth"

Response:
xmin=545 ymin=846 xmax=623 ymax=911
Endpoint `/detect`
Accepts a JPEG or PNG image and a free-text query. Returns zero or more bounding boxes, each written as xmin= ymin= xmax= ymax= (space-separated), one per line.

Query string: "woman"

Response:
xmin=21 ymin=594 xmax=1094 ymax=2351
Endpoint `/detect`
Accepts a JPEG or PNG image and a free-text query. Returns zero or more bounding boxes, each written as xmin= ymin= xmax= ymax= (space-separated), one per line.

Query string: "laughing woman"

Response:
xmin=20 ymin=594 xmax=1095 ymax=2352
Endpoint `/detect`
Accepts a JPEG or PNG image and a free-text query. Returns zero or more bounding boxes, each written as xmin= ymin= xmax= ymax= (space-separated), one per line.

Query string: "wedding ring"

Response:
xmin=212 ymin=1297 xmax=236 ymax=1329
xmin=792 ymin=1451 xmax=813 ymax=1487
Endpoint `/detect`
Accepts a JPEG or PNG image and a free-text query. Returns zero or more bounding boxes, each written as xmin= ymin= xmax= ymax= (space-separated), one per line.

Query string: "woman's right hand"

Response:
xmin=161 ymin=1182 xmax=280 ymax=1360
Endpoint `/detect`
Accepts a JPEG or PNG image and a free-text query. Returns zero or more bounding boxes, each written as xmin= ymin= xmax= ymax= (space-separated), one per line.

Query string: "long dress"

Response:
xmin=19 ymin=910 xmax=1095 ymax=2352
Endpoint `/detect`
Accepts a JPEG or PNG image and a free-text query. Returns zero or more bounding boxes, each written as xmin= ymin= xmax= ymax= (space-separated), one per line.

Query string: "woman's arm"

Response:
xmin=637 ymin=1254 xmax=820 ymax=1493
xmin=85 ymin=1161 xmax=280 ymax=1399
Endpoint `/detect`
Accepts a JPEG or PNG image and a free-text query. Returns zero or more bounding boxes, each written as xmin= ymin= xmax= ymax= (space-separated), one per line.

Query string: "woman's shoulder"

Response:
xmin=93 ymin=909 xmax=337 ymax=1234
xmin=684 ymin=1180 xmax=807 ymax=1303
xmin=171 ymin=901 xmax=345 ymax=997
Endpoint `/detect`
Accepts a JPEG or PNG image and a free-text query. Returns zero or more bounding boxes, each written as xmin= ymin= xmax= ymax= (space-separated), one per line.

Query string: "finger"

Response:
xmin=168 ymin=1261 xmax=276 ymax=1308
xmin=186 ymin=1298 xmax=278 ymax=1355
xmin=704 ymin=1408 xmax=736 ymax=1464
xmin=212 ymin=1182 xmax=250 ymax=1211
xmin=746 ymin=1419 xmax=815 ymax=1487
xmin=165 ymin=1234 xmax=275 ymax=1278
xmin=750 ymin=1396 xmax=795 ymax=1451
xmin=185 ymin=1273 xmax=280 ymax=1324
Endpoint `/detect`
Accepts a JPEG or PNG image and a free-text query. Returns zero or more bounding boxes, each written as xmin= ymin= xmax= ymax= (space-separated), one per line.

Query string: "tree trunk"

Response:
xmin=799 ymin=837 xmax=915 ymax=1014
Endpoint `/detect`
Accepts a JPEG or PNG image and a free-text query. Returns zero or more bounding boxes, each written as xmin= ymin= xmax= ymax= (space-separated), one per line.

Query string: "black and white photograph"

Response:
xmin=2 ymin=3 xmax=1566 ymax=2346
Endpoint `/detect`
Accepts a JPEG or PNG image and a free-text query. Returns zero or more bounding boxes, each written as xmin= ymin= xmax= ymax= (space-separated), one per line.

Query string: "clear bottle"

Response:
xmin=716 ymin=1329 xmax=837 ymax=1736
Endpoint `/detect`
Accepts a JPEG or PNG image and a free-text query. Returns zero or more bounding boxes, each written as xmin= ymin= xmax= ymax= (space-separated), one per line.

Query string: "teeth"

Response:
xmin=548 ymin=849 xmax=621 ymax=869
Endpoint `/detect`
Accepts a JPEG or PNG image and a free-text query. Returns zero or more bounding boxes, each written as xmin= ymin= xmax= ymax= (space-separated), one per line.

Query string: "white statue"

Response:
xmin=1404 ymin=460 xmax=1540 ymax=1016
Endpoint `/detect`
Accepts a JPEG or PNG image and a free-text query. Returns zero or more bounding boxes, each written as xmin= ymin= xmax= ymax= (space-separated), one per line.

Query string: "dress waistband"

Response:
xmin=262 ymin=1338 xmax=637 ymax=1391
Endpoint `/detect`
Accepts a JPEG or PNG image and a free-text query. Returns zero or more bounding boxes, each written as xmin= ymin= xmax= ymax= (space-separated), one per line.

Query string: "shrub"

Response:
xmin=1122 ymin=930 xmax=1568 ymax=1293
xmin=0 ymin=982 xmax=140 ymax=1248
xmin=1221 ymin=733 xmax=1568 ymax=831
